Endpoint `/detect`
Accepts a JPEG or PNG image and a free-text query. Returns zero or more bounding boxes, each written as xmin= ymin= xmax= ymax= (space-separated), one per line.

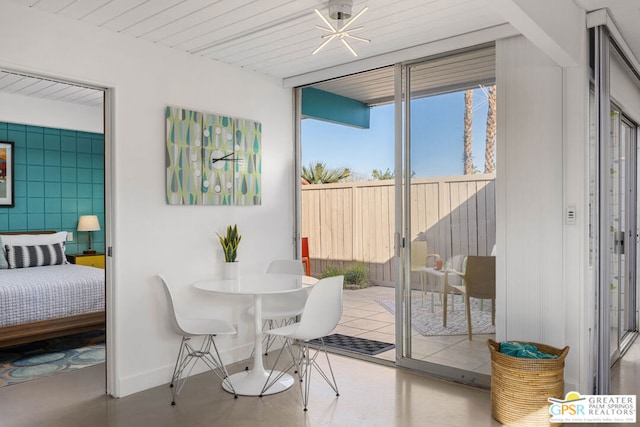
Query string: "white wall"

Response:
xmin=496 ymin=35 xmax=564 ymax=342
xmin=496 ymin=34 xmax=589 ymax=391
xmin=510 ymin=0 xmax=583 ymax=66
xmin=0 ymin=2 xmax=294 ymax=397
xmin=0 ymin=91 xmax=103 ymax=133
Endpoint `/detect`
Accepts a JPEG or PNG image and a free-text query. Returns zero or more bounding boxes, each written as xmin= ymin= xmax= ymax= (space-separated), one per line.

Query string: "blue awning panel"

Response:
xmin=301 ymin=87 xmax=370 ymax=129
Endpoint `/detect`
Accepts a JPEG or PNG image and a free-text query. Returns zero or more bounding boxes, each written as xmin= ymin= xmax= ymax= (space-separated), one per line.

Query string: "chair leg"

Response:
xmin=300 ymin=343 xmax=312 ymax=411
xmin=315 ymin=339 xmax=340 ymax=397
xmin=465 ymin=295 xmax=472 ymax=340
xmin=262 ymin=338 xmax=339 ymax=411
xmin=170 ymin=335 xmax=237 ymax=405
xmin=170 ymin=337 xmax=199 ymax=405
xmin=299 ymin=340 xmax=339 ymax=411
xmin=261 ymin=338 xmax=298 ymax=396
xmin=443 ymin=288 xmax=448 ymax=327
xmin=428 ymin=274 xmax=435 ymax=313
xmin=263 ymin=319 xmax=276 ymax=355
xmin=203 ymin=335 xmax=237 ymax=397
xmin=491 ymin=298 xmax=495 ymax=325
xmin=170 ymin=337 xmax=187 ymax=388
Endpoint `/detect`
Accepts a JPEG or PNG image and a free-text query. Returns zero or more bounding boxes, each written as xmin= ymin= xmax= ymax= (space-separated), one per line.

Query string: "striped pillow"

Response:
xmin=4 ymin=243 xmax=68 ymax=269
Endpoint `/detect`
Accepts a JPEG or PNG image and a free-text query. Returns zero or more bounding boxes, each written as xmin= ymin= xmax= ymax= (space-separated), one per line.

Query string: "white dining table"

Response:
xmin=193 ymin=273 xmax=314 ymax=396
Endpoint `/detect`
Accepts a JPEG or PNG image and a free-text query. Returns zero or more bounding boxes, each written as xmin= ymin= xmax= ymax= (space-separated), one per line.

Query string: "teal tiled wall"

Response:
xmin=0 ymin=122 xmax=104 ymax=254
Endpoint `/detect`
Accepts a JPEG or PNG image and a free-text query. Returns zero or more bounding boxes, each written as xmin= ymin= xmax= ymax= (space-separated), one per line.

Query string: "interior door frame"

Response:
xmin=0 ymin=65 xmax=114 ymax=395
xmin=103 ymin=86 xmax=116 ymax=396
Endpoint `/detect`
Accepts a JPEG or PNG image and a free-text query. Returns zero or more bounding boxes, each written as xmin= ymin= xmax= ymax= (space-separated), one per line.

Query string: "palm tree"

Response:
xmin=484 ymin=85 xmax=496 ymax=173
xmin=372 ymin=168 xmax=394 ymax=180
xmin=301 ymin=162 xmax=351 ymax=184
xmin=463 ymin=89 xmax=474 ymax=175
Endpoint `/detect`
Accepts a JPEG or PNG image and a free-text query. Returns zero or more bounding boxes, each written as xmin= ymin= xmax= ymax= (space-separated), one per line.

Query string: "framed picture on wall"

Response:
xmin=0 ymin=141 xmax=14 ymax=207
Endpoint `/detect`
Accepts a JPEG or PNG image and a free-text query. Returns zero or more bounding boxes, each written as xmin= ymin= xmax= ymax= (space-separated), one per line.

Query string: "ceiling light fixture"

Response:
xmin=312 ymin=0 xmax=370 ymax=57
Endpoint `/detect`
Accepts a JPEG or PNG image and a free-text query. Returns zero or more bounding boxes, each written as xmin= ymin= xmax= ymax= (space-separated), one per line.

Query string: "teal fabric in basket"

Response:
xmin=499 ymin=341 xmax=558 ymax=359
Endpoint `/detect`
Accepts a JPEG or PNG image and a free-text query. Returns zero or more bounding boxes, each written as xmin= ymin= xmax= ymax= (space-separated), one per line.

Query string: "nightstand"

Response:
xmin=67 ymin=253 xmax=105 ymax=269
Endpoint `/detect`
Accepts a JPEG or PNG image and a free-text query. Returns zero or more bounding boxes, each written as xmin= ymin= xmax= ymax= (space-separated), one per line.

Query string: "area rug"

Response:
xmin=376 ymin=294 xmax=495 ymax=337
xmin=310 ymin=334 xmax=395 ymax=355
xmin=0 ymin=330 xmax=105 ymax=387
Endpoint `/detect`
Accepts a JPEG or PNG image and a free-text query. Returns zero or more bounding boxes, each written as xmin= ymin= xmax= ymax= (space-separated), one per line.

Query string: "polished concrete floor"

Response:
xmin=0 ymin=336 xmax=637 ymax=427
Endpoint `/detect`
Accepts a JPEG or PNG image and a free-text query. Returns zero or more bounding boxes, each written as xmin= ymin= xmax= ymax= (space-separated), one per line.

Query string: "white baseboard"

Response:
xmin=115 ymin=343 xmax=252 ymax=398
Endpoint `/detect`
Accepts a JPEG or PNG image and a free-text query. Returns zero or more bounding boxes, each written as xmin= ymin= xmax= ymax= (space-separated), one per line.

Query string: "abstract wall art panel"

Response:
xmin=166 ymin=107 xmax=203 ymax=205
xmin=234 ymin=118 xmax=262 ymax=206
xmin=202 ymin=113 xmax=234 ymax=206
xmin=166 ymin=106 xmax=262 ymax=206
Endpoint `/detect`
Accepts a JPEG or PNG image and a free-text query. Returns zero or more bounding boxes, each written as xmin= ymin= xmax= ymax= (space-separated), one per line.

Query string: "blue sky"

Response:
xmin=301 ymin=88 xmax=491 ymax=179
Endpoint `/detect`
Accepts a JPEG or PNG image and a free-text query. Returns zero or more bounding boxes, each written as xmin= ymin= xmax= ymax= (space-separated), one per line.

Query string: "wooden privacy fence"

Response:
xmin=301 ymin=174 xmax=496 ymax=286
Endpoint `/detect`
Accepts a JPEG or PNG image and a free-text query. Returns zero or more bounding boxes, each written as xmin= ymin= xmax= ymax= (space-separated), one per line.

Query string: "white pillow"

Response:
xmin=1 ymin=232 xmax=67 ymax=261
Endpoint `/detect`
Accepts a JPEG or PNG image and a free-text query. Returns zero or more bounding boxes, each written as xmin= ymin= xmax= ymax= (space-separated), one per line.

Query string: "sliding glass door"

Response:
xmin=592 ymin=25 xmax=639 ymax=393
xmin=608 ymin=106 xmax=638 ymax=363
xmin=295 ymin=45 xmax=498 ymax=384
xmin=395 ymin=48 xmax=497 ymax=386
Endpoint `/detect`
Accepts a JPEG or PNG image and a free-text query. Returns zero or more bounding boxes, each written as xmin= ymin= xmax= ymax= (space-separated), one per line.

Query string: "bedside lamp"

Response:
xmin=78 ymin=215 xmax=100 ymax=255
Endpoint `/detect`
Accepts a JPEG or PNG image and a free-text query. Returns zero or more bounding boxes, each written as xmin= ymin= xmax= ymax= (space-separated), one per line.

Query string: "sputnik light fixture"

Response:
xmin=312 ymin=0 xmax=370 ymax=57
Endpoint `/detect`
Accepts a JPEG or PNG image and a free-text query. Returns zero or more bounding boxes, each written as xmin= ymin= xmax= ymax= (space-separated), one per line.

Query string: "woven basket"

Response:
xmin=488 ymin=339 xmax=569 ymax=427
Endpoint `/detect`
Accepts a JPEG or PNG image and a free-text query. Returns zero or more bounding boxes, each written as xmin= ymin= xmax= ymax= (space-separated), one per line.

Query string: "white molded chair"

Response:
xmin=266 ymin=259 xmax=306 ymax=275
xmin=157 ymin=274 xmax=237 ymax=404
xmin=265 ymin=259 xmax=309 ymax=321
xmin=257 ymin=259 xmax=310 ymax=357
xmin=261 ymin=275 xmax=344 ymax=411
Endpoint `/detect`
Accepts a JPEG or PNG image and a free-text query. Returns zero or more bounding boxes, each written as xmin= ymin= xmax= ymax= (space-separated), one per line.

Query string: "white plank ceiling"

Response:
xmin=8 ymin=0 xmax=506 ymax=80
xmin=2 ymin=0 xmax=640 ymax=107
xmin=0 ymin=72 xmax=103 ymax=107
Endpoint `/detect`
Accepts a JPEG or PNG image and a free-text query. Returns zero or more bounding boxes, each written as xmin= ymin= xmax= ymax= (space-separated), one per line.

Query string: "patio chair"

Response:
xmin=442 ymin=256 xmax=495 ymax=340
xmin=301 ymin=237 xmax=310 ymax=276
xmin=410 ymin=240 xmax=441 ymax=309
xmin=441 ymin=254 xmax=467 ymax=312
xmin=420 ymin=253 xmax=468 ymax=313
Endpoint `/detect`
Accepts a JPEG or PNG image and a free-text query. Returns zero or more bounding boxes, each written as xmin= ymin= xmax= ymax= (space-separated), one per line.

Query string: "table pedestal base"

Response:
xmin=223 ymin=369 xmax=294 ymax=396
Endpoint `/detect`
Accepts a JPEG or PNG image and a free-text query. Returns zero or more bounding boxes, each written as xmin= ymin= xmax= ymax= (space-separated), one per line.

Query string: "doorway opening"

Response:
xmin=0 ymin=69 xmax=108 ymax=390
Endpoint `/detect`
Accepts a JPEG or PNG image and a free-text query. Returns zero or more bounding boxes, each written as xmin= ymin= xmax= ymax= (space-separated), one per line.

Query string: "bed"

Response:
xmin=0 ymin=231 xmax=105 ymax=348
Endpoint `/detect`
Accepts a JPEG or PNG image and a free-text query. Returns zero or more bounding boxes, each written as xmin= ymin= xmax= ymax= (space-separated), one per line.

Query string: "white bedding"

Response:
xmin=0 ymin=264 xmax=105 ymax=327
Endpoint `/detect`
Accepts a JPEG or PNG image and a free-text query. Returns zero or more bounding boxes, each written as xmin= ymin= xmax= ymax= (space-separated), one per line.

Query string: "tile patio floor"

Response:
xmin=334 ymin=285 xmax=493 ymax=375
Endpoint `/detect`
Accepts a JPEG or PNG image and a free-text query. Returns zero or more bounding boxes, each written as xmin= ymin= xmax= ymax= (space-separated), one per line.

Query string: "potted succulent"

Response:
xmin=218 ymin=224 xmax=241 ymax=279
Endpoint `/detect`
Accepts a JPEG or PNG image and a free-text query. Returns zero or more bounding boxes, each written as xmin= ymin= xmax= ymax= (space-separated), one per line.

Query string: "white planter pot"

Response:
xmin=223 ymin=261 xmax=239 ymax=279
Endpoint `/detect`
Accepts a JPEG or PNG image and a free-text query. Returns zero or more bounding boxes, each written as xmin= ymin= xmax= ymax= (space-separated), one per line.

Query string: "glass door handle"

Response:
xmin=614 ymin=231 xmax=625 ymax=255
xmin=394 ymin=232 xmax=402 ymax=258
